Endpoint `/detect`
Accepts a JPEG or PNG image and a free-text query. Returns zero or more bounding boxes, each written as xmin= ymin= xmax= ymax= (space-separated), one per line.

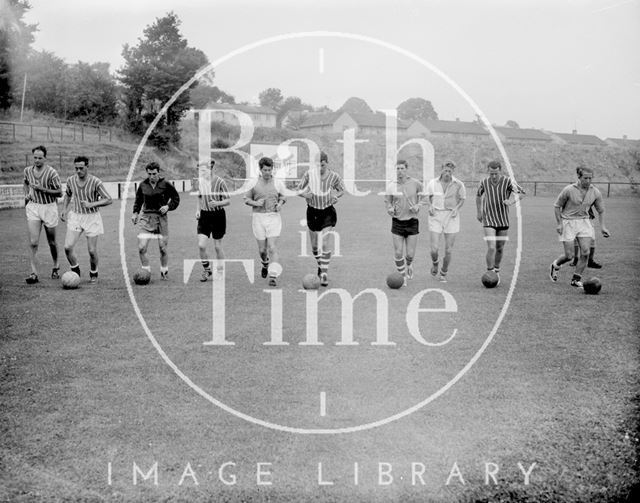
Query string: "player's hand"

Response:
xmin=159 ymin=205 xmax=169 ymax=215
xmin=60 ymin=212 xmax=66 ymax=222
xmin=386 ymin=206 xmax=395 ymax=216
xmin=409 ymin=204 xmax=419 ymax=214
xmin=132 ymin=214 xmax=139 ymax=225
xmin=601 ymin=228 xmax=611 ymax=238
xmin=257 ymin=199 xmax=266 ymax=207
xmin=556 ymin=223 xmax=563 ymax=235
xmin=195 ymin=210 xmax=200 ymax=220
xmin=428 ymin=207 xmax=435 ymax=217
xmin=450 ymin=209 xmax=458 ymax=218
xmin=80 ymin=200 xmax=91 ymax=209
xmin=477 ymin=213 xmax=483 ymax=222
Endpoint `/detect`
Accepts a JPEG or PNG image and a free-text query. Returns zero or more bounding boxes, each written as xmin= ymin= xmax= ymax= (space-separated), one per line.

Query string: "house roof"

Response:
xmin=345 ymin=112 xmax=409 ymax=129
xmin=298 ymin=111 xmax=409 ymax=129
xmin=298 ymin=112 xmax=341 ymax=128
xmin=553 ymin=132 xmax=605 ymax=146
xmin=418 ymin=119 xmax=489 ymax=135
xmin=204 ymin=102 xmax=277 ymax=115
xmin=606 ymin=137 xmax=640 ymax=148
xmin=493 ymin=127 xmax=552 ymax=141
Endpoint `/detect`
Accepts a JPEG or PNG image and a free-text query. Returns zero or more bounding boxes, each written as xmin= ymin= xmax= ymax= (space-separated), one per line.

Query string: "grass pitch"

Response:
xmin=1 ymin=194 xmax=638 ymax=502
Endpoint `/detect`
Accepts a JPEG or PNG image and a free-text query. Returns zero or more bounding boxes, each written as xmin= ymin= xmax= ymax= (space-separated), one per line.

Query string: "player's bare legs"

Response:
xmin=493 ymin=228 xmax=508 ymax=271
xmin=573 ymin=236 xmax=590 ymax=280
xmin=483 ymin=227 xmax=497 ymax=270
xmin=137 ymin=237 xmax=151 ymax=268
xmin=392 ymin=233 xmax=406 ymax=276
xmin=87 ymin=235 xmax=99 ymax=276
xmin=429 ymin=230 xmax=441 ymax=275
xmin=441 ymin=232 xmax=457 ymax=278
xmin=43 ymin=224 xmax=59 ymax=272
xmin=158 ymin=235 xmax=169 ymax=279
xmin=64 ymin=228 xmax=82 ymax=274
xmin=27 ymin=219 xmax=43 ymax=276
xmin=405 ymin=234 xmax=417 ymax=279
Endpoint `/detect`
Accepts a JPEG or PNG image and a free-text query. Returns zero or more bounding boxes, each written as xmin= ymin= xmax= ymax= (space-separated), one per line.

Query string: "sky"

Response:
xmin=22 ymin=0 xmax=640 ymax=139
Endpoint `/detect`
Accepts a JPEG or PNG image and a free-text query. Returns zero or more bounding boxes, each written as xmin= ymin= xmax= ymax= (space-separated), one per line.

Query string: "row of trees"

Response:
xmin=1 ymin=2 xmax=233 ymax=149
xmin=1 ymin=2 xmax=520 ymax=151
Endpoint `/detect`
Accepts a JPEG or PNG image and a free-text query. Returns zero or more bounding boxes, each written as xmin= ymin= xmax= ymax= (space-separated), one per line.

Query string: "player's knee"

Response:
xmin=214 ymin=244 xmax=223 ymax=255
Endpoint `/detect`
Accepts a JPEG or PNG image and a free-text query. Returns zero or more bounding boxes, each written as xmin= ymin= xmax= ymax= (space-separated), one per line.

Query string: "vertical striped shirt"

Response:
xmin=297 ymin=169 xmax=345 ymax=210
xmin=199 ymin=175 xmax=230 ymax=211
xmin=23 ymin=165 xmax=61 ymax=204
xmin=65 ymin=174 xmax=110 ymax=214
xmin=477 ymin=175 xmax=520 ymax=228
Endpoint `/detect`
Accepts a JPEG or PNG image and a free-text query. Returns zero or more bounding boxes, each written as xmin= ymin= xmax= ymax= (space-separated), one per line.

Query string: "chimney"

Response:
xmin=623 ymin=134 xmax=628 ymax=140
xmin=572 ymin=129 xmax=577 ymax=134
xmin=455 ymin=117 xmax=460 ymax=121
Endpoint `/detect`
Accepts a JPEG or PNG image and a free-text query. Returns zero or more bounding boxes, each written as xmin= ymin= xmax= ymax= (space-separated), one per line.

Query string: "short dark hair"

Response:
xmin=576 ymin=165 xmax=593 ymax=177
xmin=442 ymin=160 xmax=456 ymax=169
xmin=145 ymin=162 xmax=161 ymax=172
xmin=258 ymin=157 xmax=273 ymax=169
xmin=487 ymin=160 xmax=502 ymax=170
xmin=74 ymin=155 xmax=89 ymax=166
xmin=320 ymin=151 xmax=328 ymax=163
xmin=32 ymin=145 xmax=47 ymax=157
xmin=396 ymin=159 xmax=408 ymax=168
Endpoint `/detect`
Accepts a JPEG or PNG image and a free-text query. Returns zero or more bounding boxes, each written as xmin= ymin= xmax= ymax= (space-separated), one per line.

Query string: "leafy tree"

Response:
xmin=0 ymin=0 xmax=37 ymax=110
xmin=118 ymin=12 xmax=208 ymax=148
xmin=66 ymin=62 xmax=118 ymax=123
xmin=338 ymin=97 xmax=372 ymax=115
xmin=258 ymin=88 xmax=283 ymax=110
xmin=505 ymin=120 xmax=520 ymax=128
xmin=397 ymin=97 xmax=438 ymax=122
xmin=277 ymin=95 xmax=313 ymax=127
xmin=22 ymin=50 xmax=66 ymax=116
xmin=190 ymin=84 xmax=235 ymax=108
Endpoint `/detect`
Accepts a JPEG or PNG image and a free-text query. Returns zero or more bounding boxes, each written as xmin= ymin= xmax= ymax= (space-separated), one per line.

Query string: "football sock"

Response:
xmin=141 ymin=265 xmax=151 ymax=272
xmin=319 ymin=251 xmax=331 ymax=275
xmin=160 ymin=267 xmax=168 ymax=274
xmin=201 ymin=260 xmax=210 ymax=271
xmin=71 ymin=265 xmax=80 ymax=276
xmin=394 ymin=258 xmax=405 ymax=275
xmin=589 ymin=247 xmax=596 ymax=261
xmin=405 ymin=256 xmax=413 ymax=267
xmin=571 ymin=273 xmax=581 ymax=281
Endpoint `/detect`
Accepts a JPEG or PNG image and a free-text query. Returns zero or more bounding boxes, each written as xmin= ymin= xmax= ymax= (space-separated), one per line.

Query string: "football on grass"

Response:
xmin=583 ymin=277 xmax=602 ymax=295
xmin=133 ymin=269 xmax=151 ymax=285
xmin=302 ymin=273 xmax=321 ymax=290
xmin=481 ymin=270 xmax=499 ymax=288
xmin=61 ymin=271 xmax=80 ymax=289
xmin=386 ymin=272 xmax=404 ymax=289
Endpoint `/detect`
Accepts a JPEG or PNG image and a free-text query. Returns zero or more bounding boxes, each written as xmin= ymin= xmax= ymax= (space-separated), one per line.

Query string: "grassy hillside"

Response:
xmin=2 ymin=111 xmax=639 ymax=192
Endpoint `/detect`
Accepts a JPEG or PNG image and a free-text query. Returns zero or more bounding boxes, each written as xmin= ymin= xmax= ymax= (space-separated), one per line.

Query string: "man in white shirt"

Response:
xmin=425 ymin=161 xmax=466 ymax=282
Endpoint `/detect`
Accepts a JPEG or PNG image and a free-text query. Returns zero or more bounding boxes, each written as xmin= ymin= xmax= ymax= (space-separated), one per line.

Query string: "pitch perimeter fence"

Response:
xmin=0 ymin=121 xmax=113 ymax=144
xmin=1 ymin=178 xmax=637 ymax=210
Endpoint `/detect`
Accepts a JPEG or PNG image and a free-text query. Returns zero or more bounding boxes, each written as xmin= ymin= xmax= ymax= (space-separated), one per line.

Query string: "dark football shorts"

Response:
xmin=197 ymin=209 xmax=226 ymax=239
xmin=391 ymin=217 xmax=419 ymax=237
xmin=483 ymin=225 xmax=509 ymax=232
xmin=306 ymin=205 xmax=337 ymax=232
